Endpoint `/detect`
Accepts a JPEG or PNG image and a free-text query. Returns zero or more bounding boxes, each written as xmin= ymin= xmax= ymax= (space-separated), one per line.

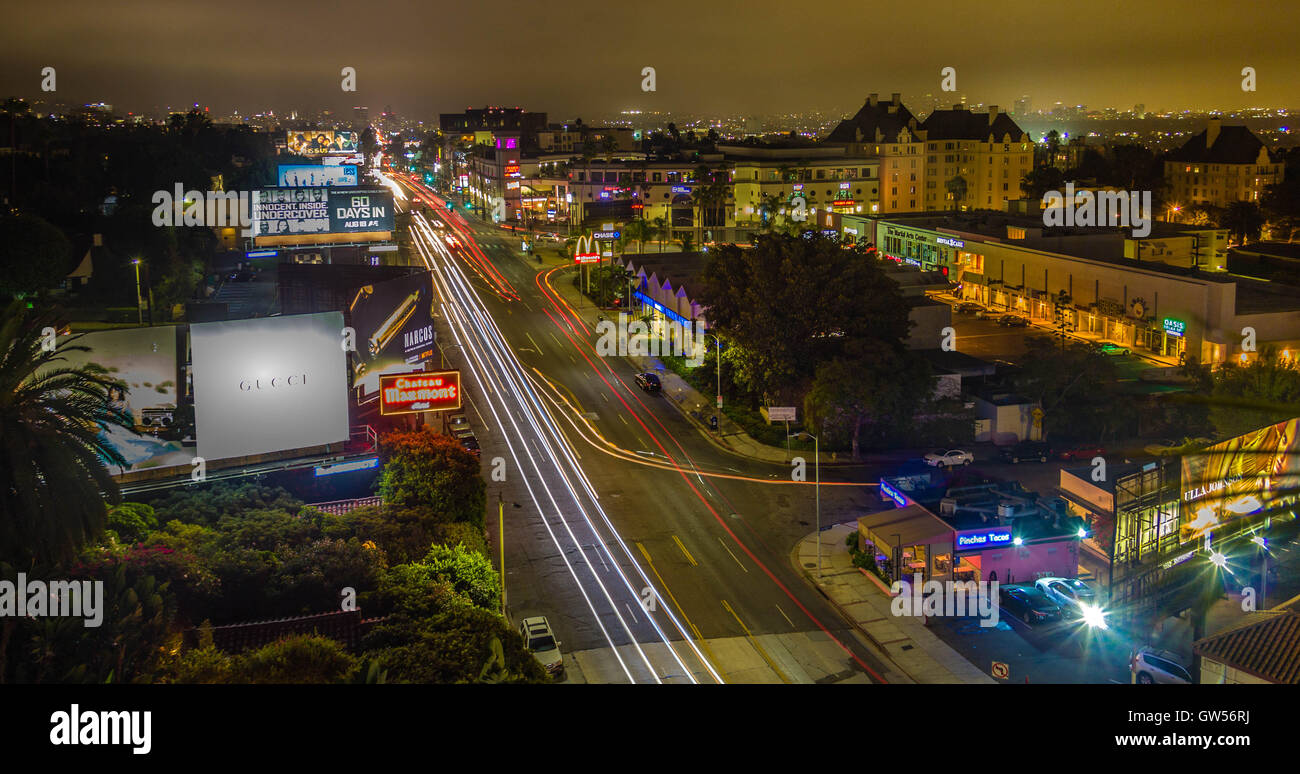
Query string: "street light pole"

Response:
xmin=789 ymin=430 xmax=821 ymax=577
xmin=131 ymin=259 xmax=143 ymax=325
xmin=706 ymin=332 xmax=722 ymax=415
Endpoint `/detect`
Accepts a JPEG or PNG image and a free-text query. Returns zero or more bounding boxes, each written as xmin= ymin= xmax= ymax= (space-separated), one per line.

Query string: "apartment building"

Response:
xmin=1164 ymin=119 xmax=1283 ymax=209
xmin=823 ymin=93 xmax=926 ymax=213
xmin=920 ymin=106 xmax=1033 ymax=211
xmin=725 ymin=144 xmax=880 ymax=230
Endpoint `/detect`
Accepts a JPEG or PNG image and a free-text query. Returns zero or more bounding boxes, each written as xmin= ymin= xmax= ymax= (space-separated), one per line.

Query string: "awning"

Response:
xmin=961 ymin=272 xmax=987 ymax=286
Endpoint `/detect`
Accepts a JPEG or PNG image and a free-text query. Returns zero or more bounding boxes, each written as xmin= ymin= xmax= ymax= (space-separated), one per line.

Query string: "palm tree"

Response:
xmin=676 ymin=233 xmax=696 ymax=252
xmin=0 ymin=301 xmax=133 ymax=569
xmin=651 ymin=216 xmax=669 ymax=253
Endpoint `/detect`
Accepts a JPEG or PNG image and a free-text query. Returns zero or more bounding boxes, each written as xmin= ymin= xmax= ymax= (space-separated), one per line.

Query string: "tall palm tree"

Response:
xmin=0 ymin=301 xmax=133 ymax=568
xmin=651 ymin=216 xmax=669 ymax=253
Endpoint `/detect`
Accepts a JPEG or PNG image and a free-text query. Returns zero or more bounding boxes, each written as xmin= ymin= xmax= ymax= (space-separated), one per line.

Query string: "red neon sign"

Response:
xmin=379 ymin=371 xmax=462 ymax=415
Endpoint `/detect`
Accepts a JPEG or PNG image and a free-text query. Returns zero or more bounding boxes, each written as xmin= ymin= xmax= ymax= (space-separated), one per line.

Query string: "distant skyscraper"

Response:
xmin=1013 ymin=95 xmax=1031 ymax=115
xmin=1134 ymin=103 xmax=1146 ymax=118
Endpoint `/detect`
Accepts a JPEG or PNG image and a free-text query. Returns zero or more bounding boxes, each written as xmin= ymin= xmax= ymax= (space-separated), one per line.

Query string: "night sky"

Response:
xmin=3 ymin=0 xmax=1297 ymax=119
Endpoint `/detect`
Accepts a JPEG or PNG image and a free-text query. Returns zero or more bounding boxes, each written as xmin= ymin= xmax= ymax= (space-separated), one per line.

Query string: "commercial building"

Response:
xmin=726 ymin=144 xmax=881 ymax=229
xmin=1164 ymin=119 xmax=1283 ymax=210
xmin=1194 ymin=601 xmax=1300 ymax=684
xmin=1059 ymin=416 xmax=1300 ymax=628
xmin=840 ymin=211 xmax=1300 ymax=366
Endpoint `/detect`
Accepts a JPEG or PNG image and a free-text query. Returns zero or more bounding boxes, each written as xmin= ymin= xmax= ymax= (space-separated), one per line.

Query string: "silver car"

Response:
xmin=520 ymin=616 xmax=564 ymax=678
xmin=1130 ymin=647 xmax=1192 ymax=684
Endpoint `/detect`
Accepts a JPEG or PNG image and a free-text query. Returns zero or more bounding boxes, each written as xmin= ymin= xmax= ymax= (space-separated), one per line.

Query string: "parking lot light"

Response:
xmin=1081 ymin=604 xmax=1108 ymax=630
xmin=1077 ymin=528 xmax=1087 ymax=538
xmin=1013 ymin=536 xmax=1023 ymax=546
xmin=1209 ymin=550 xmax=1228 ymax=569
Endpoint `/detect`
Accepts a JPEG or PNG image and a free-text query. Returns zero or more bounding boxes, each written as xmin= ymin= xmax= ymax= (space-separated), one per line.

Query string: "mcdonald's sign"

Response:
xmin=574 ymin=234 xmax=600 ymax=264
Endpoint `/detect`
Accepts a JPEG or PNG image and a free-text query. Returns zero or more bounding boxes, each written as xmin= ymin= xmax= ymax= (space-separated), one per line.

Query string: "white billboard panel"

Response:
xmin=190 ymin=312 xmax=349 ymax=461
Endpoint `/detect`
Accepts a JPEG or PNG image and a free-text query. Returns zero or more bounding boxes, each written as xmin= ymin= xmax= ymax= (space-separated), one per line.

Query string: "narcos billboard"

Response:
xmin=190 ymin=312 xmax=350 ymax=461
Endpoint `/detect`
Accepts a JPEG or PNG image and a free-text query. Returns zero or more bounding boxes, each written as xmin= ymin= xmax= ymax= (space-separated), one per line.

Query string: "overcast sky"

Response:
xmin=3 ymin=0 xmax=1297 ymax=121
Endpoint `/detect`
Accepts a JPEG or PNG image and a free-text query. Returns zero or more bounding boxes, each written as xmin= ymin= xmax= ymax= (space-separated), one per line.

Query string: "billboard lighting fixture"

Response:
xmin=315 ymin=457 xmax=379 ymax=477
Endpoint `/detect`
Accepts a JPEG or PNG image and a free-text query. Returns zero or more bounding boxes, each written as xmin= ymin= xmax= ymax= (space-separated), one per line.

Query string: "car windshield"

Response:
xmin=529 ymin=635 xmax=556 ymax=651
xmin=1066 ymin=579 xmax=1094 ymax=597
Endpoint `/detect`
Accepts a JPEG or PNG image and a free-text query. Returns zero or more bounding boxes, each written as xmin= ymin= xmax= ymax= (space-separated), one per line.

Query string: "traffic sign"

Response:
xmin=991 ymin=661 xmax=1009 ymax=679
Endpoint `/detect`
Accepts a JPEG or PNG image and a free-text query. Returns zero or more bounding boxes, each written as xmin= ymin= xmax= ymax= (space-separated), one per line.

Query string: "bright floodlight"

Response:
xmin=1251 ymin=535 xmax=1267 ymax=548
xmin=1077 ymin=528 xmax=1087 ymax=538
xmin=1013 ymin=537 xmax=1023 ymax=546
xmin=1081 ymin=604 xmax=1108 ymax=630
xmin=1209 ymin=550 xmax=1228 ymax=569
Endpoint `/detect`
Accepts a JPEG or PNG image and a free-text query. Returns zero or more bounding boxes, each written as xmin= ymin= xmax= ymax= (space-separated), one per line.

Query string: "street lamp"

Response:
xmin=131 ymin=259 xmax=143 ymax=325
xmin=704 ymin=331 xmax=723 ymax=418
xmin=789 ymin=430 xmax=821 ymax=577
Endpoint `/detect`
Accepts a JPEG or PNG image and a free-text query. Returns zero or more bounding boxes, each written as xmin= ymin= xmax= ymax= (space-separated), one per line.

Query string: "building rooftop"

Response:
xmin=1193 ymin=607 xmax=1300 ymax=684
xmin=824 ymin=93 xmax=921 ymax=145
xmin=1166 ymin=122 xmax=1273 ymax=165
xmin=920 ymin=106 xmax=1028 ymax=142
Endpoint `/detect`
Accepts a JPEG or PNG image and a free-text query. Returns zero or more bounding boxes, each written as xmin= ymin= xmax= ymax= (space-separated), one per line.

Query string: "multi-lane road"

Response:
xmin=386 ymin=172 xmax=904 ymax=683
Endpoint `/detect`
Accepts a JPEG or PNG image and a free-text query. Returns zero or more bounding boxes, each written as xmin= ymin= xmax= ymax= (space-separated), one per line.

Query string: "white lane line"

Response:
xmin=775 ymin=603 xmax=795 ymax=629
xmin=526 ymin=332 xmax=544 ymax=356
xmin=719 ymin=538 xmax=748 ymax=573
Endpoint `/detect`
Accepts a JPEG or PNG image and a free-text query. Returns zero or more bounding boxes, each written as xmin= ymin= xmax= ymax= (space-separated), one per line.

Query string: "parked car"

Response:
xmin=1059 ymin=443 xmax=1105 ymax=462
xmin=923 ymin=449 xmax=974 ymax=468
xmin=1095 ymin=342 xmax=1130 ymax=356
xmin=996 ymin=314 xmax=1030 ymax=327
xmin=451 ymin=426 xmax=480 ymax=456
xmin=447 ymin=413 xmax=470 ymax=433
xmin=1034 ymin=577 xmax=1098 ymax=618
xmin=998 ymin=585 xmax=1062 ymax=625
xmin=998 ymin=440 xmax=1052 ymax=464
xmin=634 ymin=372 xmax=661 ymax=392
xmin=1130 ymin=647 xmax=1192 ymax=684
xmin=520 ymin=616 xmax=564 ymax=678
xmin=953 ymin=301 xmax=983 ymax=314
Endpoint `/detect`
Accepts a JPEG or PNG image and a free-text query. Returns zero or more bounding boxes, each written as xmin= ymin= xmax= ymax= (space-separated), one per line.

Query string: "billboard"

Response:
xmin=323 ymin=155 xmax=363 ymax=166
xmin=1180 ymin=416 xmax=1300 ymax=542
xmin=250 ymin=188 xmax=394 ymax=237
xmin=39 ymin=326 xmax=191 ymax=474
xmin=349 ymin=272 xmax=437 ymax=400
xmin=278 ymin=164 xmax=359 ymax=187
xmin=190 ymin=312 xmax=350 ymax=461
xmin=287 ymin=130 xmax=357 ymax=156
xmin=379 ymin=371 xmax=462 ymax=415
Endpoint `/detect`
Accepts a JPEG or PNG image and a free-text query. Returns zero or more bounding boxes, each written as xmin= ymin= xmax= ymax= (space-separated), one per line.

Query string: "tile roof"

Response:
xmin=1193 ymin=610 xmax=1300 ymax=683
xmin=1166 ymin=124 xmax=1272 ymax=165
xmin=920 ymin=108 xmax=1027 ymax=142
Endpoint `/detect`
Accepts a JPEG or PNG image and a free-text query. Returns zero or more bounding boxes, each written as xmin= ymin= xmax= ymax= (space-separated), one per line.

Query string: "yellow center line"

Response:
xmin=672 ymin=535 xmax=698 ymax=567
xmin=635 ymin=542 xmax=724 ymax=683
xmin=720 ymin=599 xmax=790 ymax=684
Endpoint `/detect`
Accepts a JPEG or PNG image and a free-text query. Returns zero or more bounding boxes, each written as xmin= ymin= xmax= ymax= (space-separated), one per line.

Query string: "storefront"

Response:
xmin=857 ymin=505 xmax=955 ymax=584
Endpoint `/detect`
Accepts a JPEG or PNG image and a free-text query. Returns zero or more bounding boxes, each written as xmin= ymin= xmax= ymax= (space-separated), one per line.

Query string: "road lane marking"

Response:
xmin=619 ymin=414 xmax=629 ymax=425
xmin=719 ymin=537 xmax=748 ymax=573
xmin=526 ymin=332 xmax=544 ymax=356
xmin=672 ymin=535 xmax=698 ymax=567
xmin=721 ymin=599 xmax=790 ymax=683
xmin=635 ymin=541 xmax=723 ymax=681
xmin=775 ymin=603 xmax=794 ymax=629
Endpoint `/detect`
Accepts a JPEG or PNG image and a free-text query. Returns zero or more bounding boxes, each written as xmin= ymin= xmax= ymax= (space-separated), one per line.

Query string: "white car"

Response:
xmin=520 ymin=616 xmax=563 ymax=678
xmin=923 ymin=449 xmax=974 ymax=468
xmin=1034 ymin=577 xmax=1097 ymax=618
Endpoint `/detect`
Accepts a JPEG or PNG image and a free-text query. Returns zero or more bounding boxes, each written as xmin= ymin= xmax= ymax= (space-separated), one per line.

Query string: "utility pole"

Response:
xmin=499 ymin=494 xmax=506 ymax=617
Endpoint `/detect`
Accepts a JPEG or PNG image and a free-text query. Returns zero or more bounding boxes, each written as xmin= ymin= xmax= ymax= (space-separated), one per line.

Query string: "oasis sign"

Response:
xmin=379 ymin=371 xmax=462 ymax=415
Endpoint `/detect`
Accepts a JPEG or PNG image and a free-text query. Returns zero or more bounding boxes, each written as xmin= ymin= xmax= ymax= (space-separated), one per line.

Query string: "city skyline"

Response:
xmin=3 ymin=0 xmax=1298 ymax=120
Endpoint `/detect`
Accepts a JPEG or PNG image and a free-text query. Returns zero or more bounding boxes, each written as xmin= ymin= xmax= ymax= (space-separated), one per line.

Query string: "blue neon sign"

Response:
xmin=633 ymin=291 xmax=690 ymax=325
xmin=954 ymin=526 xmax=1015 ymax=551
xmin=880 ymin=479 xmax=908 ymax=507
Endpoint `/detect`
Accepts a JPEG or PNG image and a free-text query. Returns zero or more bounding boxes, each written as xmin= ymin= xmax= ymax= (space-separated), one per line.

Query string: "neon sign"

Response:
xmin=1163 ymin=317 xmax=1185 ymax=336
xmin=379 ymin=371 xmax=462 ymax=415
xmin=954 ymin=526 xmax=1015 ymax=551
xmin=936 ymin=237 xmax=965 ymax=248
xmin=880 ymin=479 xmax=908 ymax=507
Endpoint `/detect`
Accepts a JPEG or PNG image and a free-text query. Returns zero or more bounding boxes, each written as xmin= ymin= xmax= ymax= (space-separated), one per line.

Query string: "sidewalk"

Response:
xmin=548 ymin=266 xmax=795 ymax=464
xmin=791 ymin=522 xmax=997 ymax=684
